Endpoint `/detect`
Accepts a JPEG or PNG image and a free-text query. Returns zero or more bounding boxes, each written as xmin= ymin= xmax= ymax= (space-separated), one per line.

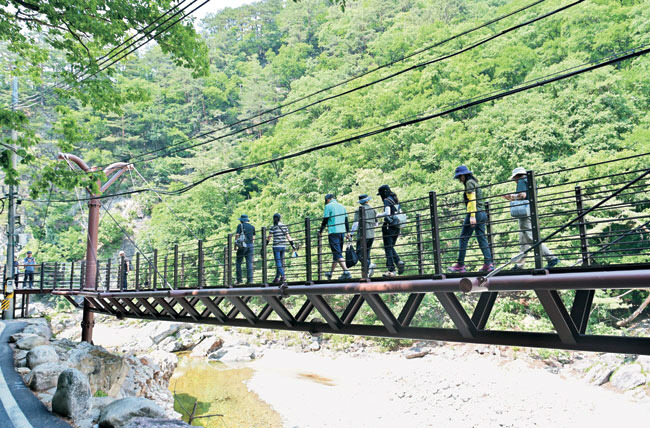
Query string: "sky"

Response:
xmin=191 ymin=0 xmax=259 ymax=21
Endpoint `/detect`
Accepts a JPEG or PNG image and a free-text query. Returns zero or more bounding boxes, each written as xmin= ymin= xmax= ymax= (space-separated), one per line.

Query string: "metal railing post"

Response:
xmin=305 ymin=218 xmax=313 ymax=283
xmin=575 ymin=185 xmax=590 ymax=266
xmin=360 ymin=206 xmax=368 ymax=279
xmin=135 ymin=252 xmax=140 ymax=291
xmin=79 ymin=261 xmax=85 ymax=289
xmin=317 ymin=232 xmax=323 ymax=281
xmin=173 ymin=244 xmax=179 ymax=289
xmin=153 ymin=249 xmax=158 ymax=289
xmin=198 ymin=240 xmax=204 ymax=288
xmin=227 ymin=233 xmax=233 ymax=287
xmin=526 ymin=170 xmax=544 ymax=269
xmin=70 ymin=262 xmax=74 ymax=290
xmin=181 ymin=253 xmax=186 ymax=288
xmin=105 ymin=259 xmax=111 ymax=291
xmin=163 ymin=255 xmax=168 ymax=287
xmin=95 ymin=261 xmax=100 ymax=290
xmin=261 ymin=227 xmax=268 ymax=285
xmin=416 ymin=213 xmax=424 ymax=276
xmin=39 ymin=263 xmax=44 ymax=290
xmin=429 ymin=191 xmax=443 ymax=275
xmin=485 ymin=201 xmax=496 ymax=263
xmin=53 ymin=262 xmax=58 ymax=289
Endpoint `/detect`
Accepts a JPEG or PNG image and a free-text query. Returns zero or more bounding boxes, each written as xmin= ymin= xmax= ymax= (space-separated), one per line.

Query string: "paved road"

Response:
xmin=0 ymin=321 xmax=71 ymax=428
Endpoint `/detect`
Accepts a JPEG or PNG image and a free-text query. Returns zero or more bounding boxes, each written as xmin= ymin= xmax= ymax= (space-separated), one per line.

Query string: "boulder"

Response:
xmin=208 ymin=345 xmax=255 ymax=363
xmin=151 ymin=323 xmax=189 ymax=345
xmin=27 ymin=345 xmax=59 ymax=369
xmin=88 ymin=397 xmax=118 ymax=423
xmin=23 ymin=323 xmax=52 ymax=341
xmin=28 ymin=362 xmax=69 ymax=391
xmin=52 ymin=368 xmax=91 ymax=418
xmin=15 ymin=334 xmax=48 ymax=350
xmin=68 ymin=342 xmax=128 ymax=395
xmin=638 ymin=355 xmax=650 ymax=374
xmin=10 ymin=333 xmax=30 ymax=343
xmin=14 ymin=349 xmax=29 ymax=368
xmin=585 ymin=363 xmax=615 ymax=386
xmin=610 ymin=364 xmax=647 ymax=391
xmin=158 ymin=336 xmax=183 ymax=353
xmin=123 ymin=418 xmax=192 ymax=428
xmin=98 ymin=397 xmax=166 ymax=428
xmin=189 ymin=336 xmax=224 ymax=358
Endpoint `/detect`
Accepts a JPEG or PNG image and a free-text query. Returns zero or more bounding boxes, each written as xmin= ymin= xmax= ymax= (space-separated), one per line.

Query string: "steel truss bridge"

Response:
xmin=9 ymin=165 xmax=650 ymax=356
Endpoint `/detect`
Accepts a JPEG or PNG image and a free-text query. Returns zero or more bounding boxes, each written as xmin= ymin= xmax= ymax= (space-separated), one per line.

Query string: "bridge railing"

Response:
xmin=16 ymin=162 xmax=650 ymax=292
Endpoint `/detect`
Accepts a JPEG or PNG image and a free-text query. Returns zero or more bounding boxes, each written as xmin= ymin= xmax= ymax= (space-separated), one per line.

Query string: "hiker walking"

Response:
xmin=119 ymin=250 xmax=130 ymax=291
xmin=351 ymin=194 xmax=378 ymax=277
xmin=23 ymin=251 xmax=36 ymax=288
xmin=235 ymin=214 xmax=255 ymax=285
xmin=376 ymin=185 xmax=405 ymax=277
xmin=448 ymin=165 xmax=494 ymax=273
xmin=503 ymin=167 xmax=559 ymax=270
xmin=318 ymin=194 xmax=352 ymax=280
xmin=266 ymin=213 xmax=295 ymax=284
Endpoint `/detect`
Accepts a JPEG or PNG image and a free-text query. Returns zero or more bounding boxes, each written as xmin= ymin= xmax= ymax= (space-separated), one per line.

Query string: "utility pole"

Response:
xmin=59 ymin=154 xmax=132 ymax=342
xmin=3 ymin=76 xmax=18 ymax=320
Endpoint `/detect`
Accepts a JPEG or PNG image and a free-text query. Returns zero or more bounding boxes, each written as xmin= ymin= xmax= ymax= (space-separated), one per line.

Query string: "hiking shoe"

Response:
xmin=544 ymin=258 xmax=560 ymax=269
xmin=383 ymin=271 xmax=397 ymax=278
xmin=480 ymin=263 xmax=495 ymax=273
xmin=339 ymin=271 xmax=352 ymax=280
xmin=272 ymin=276 xmax=281 ymax=285
xmin=397 ymin=261 xmax=406 ymax=275
xmin=448 ymin=263 xmax=466 ymax=273
xmin=280 ymin=275 xmax=287 ymax=284
xmin=510 ymin=265 xmax=523 ymax=271
xmin=325 ymin=272 xmax=332 ymax=280
xmin=368 ymin=263 xmax=377 ymax=277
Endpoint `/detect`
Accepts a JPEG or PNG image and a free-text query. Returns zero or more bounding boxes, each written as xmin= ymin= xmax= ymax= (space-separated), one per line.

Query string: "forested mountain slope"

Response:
xmin=18 ymin=0 xmax=650 ymax=259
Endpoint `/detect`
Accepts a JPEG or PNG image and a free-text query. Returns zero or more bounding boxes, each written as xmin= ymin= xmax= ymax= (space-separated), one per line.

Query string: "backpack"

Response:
xmin=387 ymin=199 xmax=407 ymax=229
xmin=235 ymin=232 xmax=247 ymax=249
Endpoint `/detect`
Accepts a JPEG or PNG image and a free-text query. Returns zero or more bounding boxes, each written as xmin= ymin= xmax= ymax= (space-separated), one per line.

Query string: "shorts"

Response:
xmin=328 ymin=233 xmax=344 ymax=261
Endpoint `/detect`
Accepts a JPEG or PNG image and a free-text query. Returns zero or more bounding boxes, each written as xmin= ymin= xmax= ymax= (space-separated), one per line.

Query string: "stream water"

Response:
xmin=170 ymin=356 xmax=283 ymax=428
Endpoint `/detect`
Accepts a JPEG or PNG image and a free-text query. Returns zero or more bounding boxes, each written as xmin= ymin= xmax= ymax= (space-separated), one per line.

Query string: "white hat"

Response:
xmin=509 ymin=167 xmax=527 ymax=180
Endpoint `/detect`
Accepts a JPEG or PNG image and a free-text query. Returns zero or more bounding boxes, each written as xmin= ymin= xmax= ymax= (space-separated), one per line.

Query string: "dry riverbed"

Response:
xmin=38 ymin=303 xmax=650 ymax=428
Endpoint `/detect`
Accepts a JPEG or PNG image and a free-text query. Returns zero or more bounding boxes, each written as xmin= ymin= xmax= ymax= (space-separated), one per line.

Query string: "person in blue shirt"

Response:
xmin=235 ymin=214 xmax=255 ymax=285
xmin=23 ymin=251 xmax=36 ymax=288
xmin=503 ymin=167 xmax=559 ymax=270
xmin=318 ymin=194 xmax=352 ymax=280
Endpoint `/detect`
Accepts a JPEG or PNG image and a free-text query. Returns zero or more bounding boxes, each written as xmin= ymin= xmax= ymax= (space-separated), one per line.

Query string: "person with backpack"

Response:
xmin=376 ymin=185 xmax=405 ymax=277
xmin=503 ymin=167 xmax=559 ymax=270
xmin=351 ymin=194 xmax=378 ymax=277
xmin=448 ymin=165 xmax=494 ymax=273
xmin=235 ymin=214 xmax=256 ymax=285
xmin=318 ymin=194 xmax=352 ymax=280
xmin=266 ymin=213 xmax=295 ymax=284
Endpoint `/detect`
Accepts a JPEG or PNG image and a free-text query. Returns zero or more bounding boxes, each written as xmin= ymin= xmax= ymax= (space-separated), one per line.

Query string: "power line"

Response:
xmin=21 ymin=42 xmax=650 ymax=204
xmin=107 ymin=0 xmax=550 ymax=165
xmin=14 ymin=0 xmax=210 ymax=110
xmin=109 ymin=0 xmax=582 ymax=169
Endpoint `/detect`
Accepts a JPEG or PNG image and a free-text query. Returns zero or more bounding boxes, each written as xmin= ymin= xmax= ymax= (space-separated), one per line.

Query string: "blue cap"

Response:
xmin=454 ymin=165 xmax=472 ymax=179
xmin=239 ymin=214 xmax=250 ymax=222
xmin=358 ymin=194 xmax=371 ymax=204
xmin=325 ymin=193 xmax=335 ymax=202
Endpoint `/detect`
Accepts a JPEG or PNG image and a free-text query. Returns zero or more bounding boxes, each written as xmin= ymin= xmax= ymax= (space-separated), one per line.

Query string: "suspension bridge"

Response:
xmin=6 ymin=155 xmax=650 ymax=356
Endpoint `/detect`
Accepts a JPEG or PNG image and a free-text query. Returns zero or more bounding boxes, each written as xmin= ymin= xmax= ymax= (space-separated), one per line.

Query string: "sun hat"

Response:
xmin=509 ymin=167 xmax=527 ymax=180
xmin=358 ymin=194 xmax=371 ymax=204
xmin=239 ymin=214 xmax=250 ymax=222
xmin=453 ymin=165 xmax=472 ymax=179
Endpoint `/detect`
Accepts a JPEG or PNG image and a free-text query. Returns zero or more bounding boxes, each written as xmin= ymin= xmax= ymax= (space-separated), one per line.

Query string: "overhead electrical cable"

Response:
xmin=107 ymin=0 xmax=550 ymax=165
xmin=14 ymin=0 xmax=211 ymax=110
xmin=109 ymin=0 xmax=583 ymax=168
xmin=22 ymin=42 xmax=650 ymax=204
